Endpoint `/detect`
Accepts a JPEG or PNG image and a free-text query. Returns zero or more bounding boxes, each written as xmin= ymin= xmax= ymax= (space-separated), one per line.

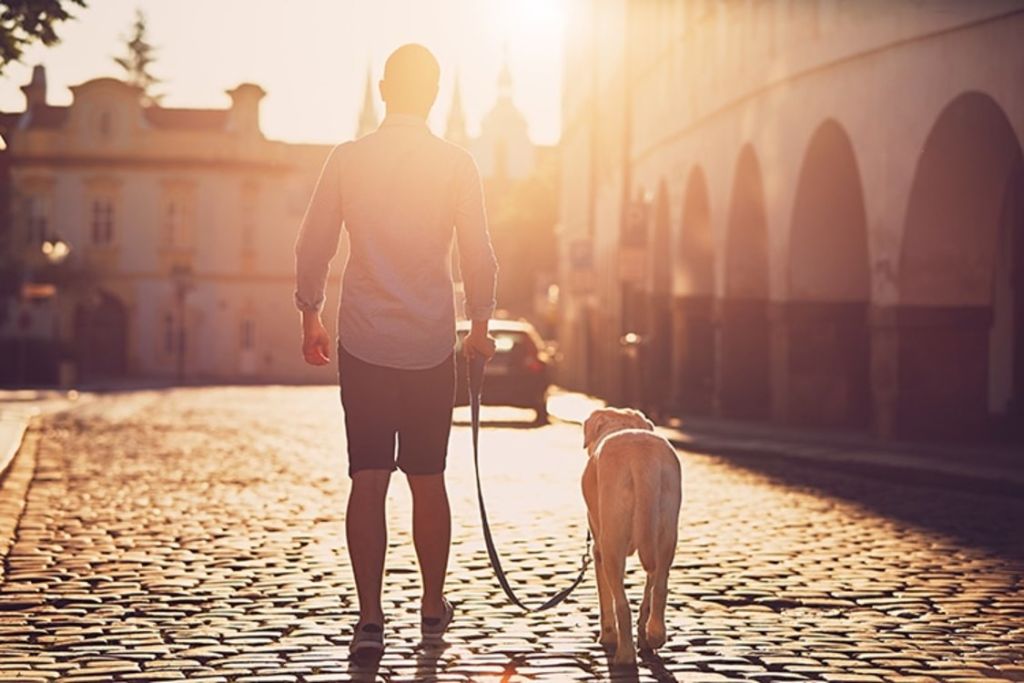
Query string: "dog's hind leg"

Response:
xmin=637 ymin=570 xmax=654 ymax=650
xmin=598 ymin=495 xmax=635 ymax=664
xmin=646 ymin=490 xmax=679 ymax=650
xmin=592 ymin=530 xmax=616 ymax=646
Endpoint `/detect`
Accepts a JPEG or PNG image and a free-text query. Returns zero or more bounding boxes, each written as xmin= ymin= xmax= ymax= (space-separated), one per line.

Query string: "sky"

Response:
xmin=0 ymin=0 xmax=569 ymax=145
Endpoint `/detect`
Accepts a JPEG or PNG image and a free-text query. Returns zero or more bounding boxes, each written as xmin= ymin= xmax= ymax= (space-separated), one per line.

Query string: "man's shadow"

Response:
xmin=344 ymin=651 xmax=382 ymax=682
xmin=413 ymin=638 xmax=449 ymax=681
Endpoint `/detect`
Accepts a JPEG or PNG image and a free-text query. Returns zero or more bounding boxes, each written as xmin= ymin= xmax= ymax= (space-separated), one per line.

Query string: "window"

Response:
xmin=240 ymin=318 xmax=255 ymax=351
xmin=164 ymin=200 xmax=179 ymax=245
xmin=90 ymin=198 xmax=115 ymax=245
xmin=23 ymin=196 xmax=49 ymax=245
xmin=163 ymin=312 xmax=176 ymax=354
xmin=161 ymin=185 xmax=196 ymax=248
xmin=99 ymin=111 xmax=112 ymax=137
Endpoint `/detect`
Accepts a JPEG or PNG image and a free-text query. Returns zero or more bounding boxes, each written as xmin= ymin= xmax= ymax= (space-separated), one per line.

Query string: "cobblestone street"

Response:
xmin=0 ymin=387 xmax=1022 ymax=682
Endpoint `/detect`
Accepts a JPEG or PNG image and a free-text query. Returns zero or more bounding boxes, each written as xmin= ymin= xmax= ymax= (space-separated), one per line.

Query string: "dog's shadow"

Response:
xmin=600 ymin=645 xmax=679 ymax=683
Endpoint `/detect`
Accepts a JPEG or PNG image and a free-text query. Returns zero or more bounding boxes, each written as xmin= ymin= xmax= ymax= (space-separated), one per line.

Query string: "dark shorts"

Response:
xmin=337 ymin=343 xmax=455 ymax=477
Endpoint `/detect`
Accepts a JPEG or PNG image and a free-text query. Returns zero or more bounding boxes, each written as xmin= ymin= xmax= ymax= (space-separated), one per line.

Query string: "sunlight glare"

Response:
xmin=500 ymin=0 xmax=568 ymax=52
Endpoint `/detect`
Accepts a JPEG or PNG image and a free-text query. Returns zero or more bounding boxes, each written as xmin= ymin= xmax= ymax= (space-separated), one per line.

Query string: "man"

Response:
xmin=293 ymin=43 xmax=498 ymax=656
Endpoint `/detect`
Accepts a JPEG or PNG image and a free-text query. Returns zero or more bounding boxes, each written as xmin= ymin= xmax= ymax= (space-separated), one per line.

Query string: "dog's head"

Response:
xmin=582 ymin=407 xmax=655 ymax=455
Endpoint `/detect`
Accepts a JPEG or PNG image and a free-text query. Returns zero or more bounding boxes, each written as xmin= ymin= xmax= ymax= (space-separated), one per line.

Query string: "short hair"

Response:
xmin=383 ymin=43 xmax=440 ymax=106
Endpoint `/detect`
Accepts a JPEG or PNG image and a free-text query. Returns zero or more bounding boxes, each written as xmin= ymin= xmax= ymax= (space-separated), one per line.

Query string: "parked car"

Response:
xmin=455 ymin=319 xmax=553 ymax=424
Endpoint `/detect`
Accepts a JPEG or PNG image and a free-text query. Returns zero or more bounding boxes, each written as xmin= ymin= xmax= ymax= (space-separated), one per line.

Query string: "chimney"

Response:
xmin=21 ymin=65 xmax=47 ymax=112
xmin=226 ymin=83 xmax=266 ymax=137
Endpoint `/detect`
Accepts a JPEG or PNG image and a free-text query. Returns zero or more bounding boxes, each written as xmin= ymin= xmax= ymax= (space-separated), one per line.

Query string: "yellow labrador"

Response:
xmin=582 ymin=407 xmax=682 ymax=665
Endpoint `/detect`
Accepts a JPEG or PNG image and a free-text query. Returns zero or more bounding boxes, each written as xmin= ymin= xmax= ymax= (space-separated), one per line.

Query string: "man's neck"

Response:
xmin=385 ymin=106 xmax=429 ymax=120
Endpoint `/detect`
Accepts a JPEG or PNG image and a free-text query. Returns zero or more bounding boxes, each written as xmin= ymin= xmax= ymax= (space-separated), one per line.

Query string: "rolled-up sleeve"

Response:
xmin=294 ymin=144 xmax=346 ymax=313
xmin=454 ymin=151 xmax=498 ymax=321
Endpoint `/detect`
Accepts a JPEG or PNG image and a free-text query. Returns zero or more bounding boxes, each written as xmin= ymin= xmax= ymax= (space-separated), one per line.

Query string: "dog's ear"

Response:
xmin=582 ymin=410 xmax=607 ymax=449
xmin=626 ymin=408 xmax=655 ymax=431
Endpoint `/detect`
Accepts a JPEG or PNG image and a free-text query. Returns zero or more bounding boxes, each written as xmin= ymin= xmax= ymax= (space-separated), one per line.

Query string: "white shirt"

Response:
xmin=294 ymin=113 xmax=498 ymax=370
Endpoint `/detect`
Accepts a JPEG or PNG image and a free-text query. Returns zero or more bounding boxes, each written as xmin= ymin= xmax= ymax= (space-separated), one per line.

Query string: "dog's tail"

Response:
xmin=632 ymin=445 xmax=664 ymax=574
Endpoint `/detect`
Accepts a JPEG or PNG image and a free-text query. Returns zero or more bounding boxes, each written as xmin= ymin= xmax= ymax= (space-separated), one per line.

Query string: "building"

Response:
xmin=0 ymin=65 xmax=339 ymax=384
xmin=558 ymin=1 xmax=1024 ymax=440
xmin=451 ymin=61 xmax=560 ymax=323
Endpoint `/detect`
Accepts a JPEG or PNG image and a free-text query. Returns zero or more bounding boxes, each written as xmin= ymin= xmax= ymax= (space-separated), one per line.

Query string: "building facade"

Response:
xmin=0 ymin=66 xmax=338 ymax=384
xmin=558 ymin=0 xmax=1024 ymax=440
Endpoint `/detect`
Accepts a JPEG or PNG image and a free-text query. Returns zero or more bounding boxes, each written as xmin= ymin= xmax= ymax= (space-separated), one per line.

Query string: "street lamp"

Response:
xmin=41 ymin=237 xmax=71 ymax=265
xmin=17 ymin=237 xmax=72 ymax=385
xmin=170 ymin=263 xmax=194 ymax=384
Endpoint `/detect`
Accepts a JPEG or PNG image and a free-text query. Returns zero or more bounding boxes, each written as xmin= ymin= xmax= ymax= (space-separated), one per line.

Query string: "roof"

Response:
xmin=0 ymin=112 xmax=21 ymax=131
xmin=143 ymin=107 xmax=229 ymax=131
xmin=25 ymin=105 xmax=69 ymax=129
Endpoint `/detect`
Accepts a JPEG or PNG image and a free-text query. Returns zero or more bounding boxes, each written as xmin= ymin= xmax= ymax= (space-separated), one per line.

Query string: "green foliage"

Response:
xmin=114 ymin=7 xmax=162 ymax=104
xmin=0 ymin=0 xmax=86 ymax=73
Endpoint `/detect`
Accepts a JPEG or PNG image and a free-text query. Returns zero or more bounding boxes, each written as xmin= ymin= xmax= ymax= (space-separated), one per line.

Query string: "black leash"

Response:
xmin=468 ymin=352 xmax=592 ymax=612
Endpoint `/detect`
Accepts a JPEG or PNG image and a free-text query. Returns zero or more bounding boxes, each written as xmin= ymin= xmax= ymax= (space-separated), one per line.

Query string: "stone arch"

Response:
xmin=679 ymin=167 xmax=714 ymax=296
xmin=673 ymin=166 xmax=716 ymax=413
xmin=718 ymin=144 xmax=771 ymax=418
xmin=724 ymin=146 xmax=770 ymax=298
xmin=785 ymin=119 xmax=871 ymax=428
xmin=645 ymin=179 xmax=673 ymax=414
xmin=896 ymin=91 xmax=1024 ymax=437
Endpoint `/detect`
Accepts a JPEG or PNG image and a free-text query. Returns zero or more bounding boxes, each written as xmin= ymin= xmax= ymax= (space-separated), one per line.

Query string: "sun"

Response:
xmin=500 ymin=0 xmax=569 ymax=48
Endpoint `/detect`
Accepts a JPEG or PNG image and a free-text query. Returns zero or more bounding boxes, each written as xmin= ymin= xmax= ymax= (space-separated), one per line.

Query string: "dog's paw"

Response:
xmin=644 ymin=629 xmax=666 ymax=650
xmin=612 ymin=648 xmax=637 ymax=666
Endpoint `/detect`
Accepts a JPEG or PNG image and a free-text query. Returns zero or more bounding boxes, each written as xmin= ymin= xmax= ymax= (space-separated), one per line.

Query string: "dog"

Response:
xmin=582 ymin=407 xmax=682 ymax=665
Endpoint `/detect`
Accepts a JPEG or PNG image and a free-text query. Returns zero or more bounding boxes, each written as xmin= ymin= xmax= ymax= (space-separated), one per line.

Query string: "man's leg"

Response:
xmin=346 ymin=469 xmax=392 ymax=625
xmin=407 ymin=472 xmax=451 ymax=617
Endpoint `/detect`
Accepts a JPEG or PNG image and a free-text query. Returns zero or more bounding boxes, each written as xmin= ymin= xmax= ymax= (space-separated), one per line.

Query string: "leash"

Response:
xmin=468 ymin=352 xmax=592 ymax=612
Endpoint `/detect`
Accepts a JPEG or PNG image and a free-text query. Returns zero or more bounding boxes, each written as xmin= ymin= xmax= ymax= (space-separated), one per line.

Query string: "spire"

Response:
xmin=445 ymin=72 xmax=469 ymax=148
xmin=356 ymin=64 xmax=378 ymax=138
xmin=497 ymin=45 xmax=513 ymax=100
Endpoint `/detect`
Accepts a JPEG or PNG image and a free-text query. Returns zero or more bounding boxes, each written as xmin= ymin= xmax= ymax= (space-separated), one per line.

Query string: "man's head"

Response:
xmin=380 ymin=43 xmax=440 ymax=118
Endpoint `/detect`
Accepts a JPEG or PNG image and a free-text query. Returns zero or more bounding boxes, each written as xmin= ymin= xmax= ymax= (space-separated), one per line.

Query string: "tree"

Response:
xmin=0 ymin=0 xmax=86 ymax=73
xmin=114 ymin=8 xmax=162 ymax=104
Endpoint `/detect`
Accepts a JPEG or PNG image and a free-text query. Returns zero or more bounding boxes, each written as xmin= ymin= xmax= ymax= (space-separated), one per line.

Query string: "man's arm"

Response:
xmin=454 ymin=151 xmax=498 ymax=360
xmin=294 ymin=144 xmax=346 ymax=366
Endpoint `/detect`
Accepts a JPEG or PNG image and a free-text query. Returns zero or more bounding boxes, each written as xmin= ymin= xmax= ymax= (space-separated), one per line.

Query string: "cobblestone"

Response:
xmin=0 ymin=387 xmax=1022 ymax=681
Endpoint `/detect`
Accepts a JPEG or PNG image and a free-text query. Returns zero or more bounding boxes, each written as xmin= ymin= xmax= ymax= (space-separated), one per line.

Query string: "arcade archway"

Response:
xmin=674 ymin=166 xmax=716 ymax=413
xmin=719 ymin=145 xmax=771 ymax=419
xmin=898 ymin=92 xmax=1024 ymax=438
xmin=786 ymin=120 xmax=871 ymax=429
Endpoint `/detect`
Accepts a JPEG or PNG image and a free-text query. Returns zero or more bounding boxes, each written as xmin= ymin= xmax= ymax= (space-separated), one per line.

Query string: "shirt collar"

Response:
xmin=380 ymin=113 xmax=429 ymax=130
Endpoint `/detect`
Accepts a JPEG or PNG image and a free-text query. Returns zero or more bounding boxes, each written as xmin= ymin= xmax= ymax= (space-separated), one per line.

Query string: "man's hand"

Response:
xmin=462 ymin=319 xmax=496 ymax=361
xmin=301 ymin=312 xmax=331 ymax=366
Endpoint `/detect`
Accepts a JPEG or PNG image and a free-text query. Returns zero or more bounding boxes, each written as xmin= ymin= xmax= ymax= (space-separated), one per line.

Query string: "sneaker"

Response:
xmin=421 ymin=598 xmax=454 ymax=640
xmin=349 ymin=622 xmax=384 ymax=657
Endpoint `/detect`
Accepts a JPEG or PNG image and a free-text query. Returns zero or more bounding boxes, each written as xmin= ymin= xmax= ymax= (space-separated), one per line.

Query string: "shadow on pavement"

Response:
xmin=413 ymin=639 xmax=448 ymax=681
xmin=344 ymin=651 xmax=382 ymax=681
xmin=717 ymin=451 xmax=1024 ymax=561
